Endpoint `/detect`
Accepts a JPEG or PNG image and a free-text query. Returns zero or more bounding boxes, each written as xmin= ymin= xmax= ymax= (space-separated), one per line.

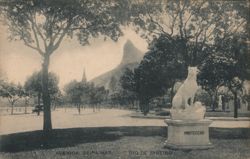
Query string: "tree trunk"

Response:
xmin=37 ymin=92 xmax=41 ymax=116
xmin=211 ymin=91 xmax=217 ymax=111
xmin=140 ymin=98 xmax=149 ymax=116
xmin=24 ymin=97 xmax=29 ymax=114
xmin=38 ymin=92 xmax=41 ymax=106
xmin=233 ymin=91 xmax=238 ymax=118
xmin=221 ymin=95 xmax=226 ymax=112
xmin=25 ymin=106 xmax=27 ymax=114
xmin=42 ymin=54 xmax=52 ymax=132
xmin=53 ymin=103 xmax=57 ymax=111
xmin=211 ymin=95 xmax=216 ymax=111
xmin=98 ymin=104 xmax=100 ymax=111
xmin=78 ymin=104 xmax=81 ymax=114
xmin=11 ymin=102 xmax=14 ymax=115
xmin=170 ymin=84 xmax=175 ymax=105
xmin=25 ymin=102 xmax=27 ymax=114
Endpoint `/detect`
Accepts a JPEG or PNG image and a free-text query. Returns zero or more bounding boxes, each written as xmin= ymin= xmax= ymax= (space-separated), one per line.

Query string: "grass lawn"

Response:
xmin=0 ymin=128 xmax=249 ymax=159
xmin=0 ymin=137 xmax=249 ymax=159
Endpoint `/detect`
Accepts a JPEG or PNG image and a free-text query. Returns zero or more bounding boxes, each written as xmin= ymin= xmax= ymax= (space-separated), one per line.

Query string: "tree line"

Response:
xmin=64 ymin=80 xmax=108 ymax=114
xmin=0 ymin=71 xmax=61 ymax=115
xmin=0 ymin=71 xmax=111 ymax=115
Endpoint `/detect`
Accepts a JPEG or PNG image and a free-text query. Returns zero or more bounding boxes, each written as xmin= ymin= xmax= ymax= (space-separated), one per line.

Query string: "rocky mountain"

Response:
xmin=91 ymin=40 xmax=144 ymax=89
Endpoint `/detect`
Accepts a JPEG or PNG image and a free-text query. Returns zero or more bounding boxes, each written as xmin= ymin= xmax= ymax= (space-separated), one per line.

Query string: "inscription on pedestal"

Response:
xmin=184 ymin=131 xmax=204 ymax=135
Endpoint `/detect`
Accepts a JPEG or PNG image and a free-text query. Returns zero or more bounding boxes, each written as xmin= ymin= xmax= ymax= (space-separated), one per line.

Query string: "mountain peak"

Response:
xmin=91 ymin=40 xmax=144 ymax=88
xmin=119 ymin=40 xmax=143 ymax=66
xmin=124 ymin=39 xmax=134 ymax=47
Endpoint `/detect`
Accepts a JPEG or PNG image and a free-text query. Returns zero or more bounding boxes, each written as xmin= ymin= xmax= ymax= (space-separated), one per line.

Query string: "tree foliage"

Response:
xmin=24 ymin=71 xmax=59 ymax=97
xmin=109 ymin=76 xmax=119 ymax=94
xmin=64 ymin=80 xmax=108 ymax=113
xmin=127 ymin=35 xmax=188 ymax=114
xmin=1 ymin=0 xmax=122 ymax=52
xmin=120 ymin=68 xmax=136 ymax=93
xmin=113 ymin=68 xmax=138 ymax=107
xmin=198 ymin=53 xmax=237 ymax=91
xmin=0 ymin=81 xmax=25 ymax=114
xmin=64 ymin=80 xmax=86 ymax=106
xmin=125 ymin=0 xmax=248 ymax=65
xmin=88 ymin=84 xmax=108 ymax=106
xmin=197 ymin=50 xmax=248 ymax=117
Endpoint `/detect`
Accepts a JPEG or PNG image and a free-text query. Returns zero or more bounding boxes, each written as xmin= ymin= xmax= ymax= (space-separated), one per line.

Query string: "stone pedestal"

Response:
xmin=164 ymin=119 xmax=213 ymax=150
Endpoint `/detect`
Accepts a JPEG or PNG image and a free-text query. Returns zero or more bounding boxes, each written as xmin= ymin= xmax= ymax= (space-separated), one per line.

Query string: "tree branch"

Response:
xmin=23 ymin=41 xmax=43 ymax=56
xmin=48 ymin=15 xmax=79 ymax=53
xmin=30 ymin=18 xmax=44 ymax=55
xmin=217 ymin=20 xmax=246 ymax=43
xmin=183 ymin=0 xmax=202 ymax=30
xmin=232 ymin=20 xmax=246 ymax=34
xmin=183 ymin=13 xmax=192 ymax=34
xmin=178 ymin=0 xmax=189 ymax=38
xmin=7 ymin=97 xmax=12 ymax=104
xmin=33 ymin=15 xmax=48 ymax=49
xmin=169 ymin=12 xmax=179 ymax=36
xmin=51 ymin=22 xmax=72 ymax=54
xmin=146 ymin=12 xmax=171 ymax=38
xmin=48 ymin=22 xmax=67 ymax=52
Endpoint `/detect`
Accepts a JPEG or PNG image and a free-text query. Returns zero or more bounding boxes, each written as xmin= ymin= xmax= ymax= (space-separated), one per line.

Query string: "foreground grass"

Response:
xmin=0 ymin=135 xmax=249 ymax=159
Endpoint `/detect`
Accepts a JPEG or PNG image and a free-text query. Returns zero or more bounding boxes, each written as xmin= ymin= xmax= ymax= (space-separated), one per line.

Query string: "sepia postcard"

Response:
xmin=0 ymin=0 xmax=249 ymax=159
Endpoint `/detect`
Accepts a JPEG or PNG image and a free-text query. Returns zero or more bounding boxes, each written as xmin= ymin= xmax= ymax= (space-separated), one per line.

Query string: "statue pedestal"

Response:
xmin=164 ymin=119 xmax=213 ymax=150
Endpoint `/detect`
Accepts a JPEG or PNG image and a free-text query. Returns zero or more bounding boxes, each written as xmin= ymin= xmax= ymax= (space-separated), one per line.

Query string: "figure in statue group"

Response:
xmin=170 ymin=66 xmax=205 ymax=120
xmin=172 ymin=67 xmax=199 ymax=109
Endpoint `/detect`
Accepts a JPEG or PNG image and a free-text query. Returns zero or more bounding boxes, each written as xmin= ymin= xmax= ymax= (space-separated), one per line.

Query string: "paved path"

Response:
xmin=0 ymin=108 xmax=249 ymax=135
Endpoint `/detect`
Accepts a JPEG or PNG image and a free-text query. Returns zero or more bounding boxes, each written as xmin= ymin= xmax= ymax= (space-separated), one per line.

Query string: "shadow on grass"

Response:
xmin=210 ymin=127 xmax=250 ymax=139
xmin=0 ymin=126 xmax=167 ymax=153
xmin=0 ymin=127 xmax=123 ymax=153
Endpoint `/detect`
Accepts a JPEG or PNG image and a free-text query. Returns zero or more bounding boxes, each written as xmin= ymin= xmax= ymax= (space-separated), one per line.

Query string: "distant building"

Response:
xmin=82 ymin=68 xmax=87 ymax=83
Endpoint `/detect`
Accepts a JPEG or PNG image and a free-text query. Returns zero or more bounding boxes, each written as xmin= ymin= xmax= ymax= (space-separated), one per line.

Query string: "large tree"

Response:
xmin=64 ymin=80 xmax=87 ymax=114
xmin=125 ymin=0 xmax=248 ymax=66
xmin=64 ymin=81 xmax=108 ymax=113
xmin=0 ymin=81 xmax=25 ymax=115
xmin=197 ymin=27 xmax=249 ymax=116
xmin=120 ymin=68 xmax=138 ymax=108
xmin=88 ymin=85 xmax=108 ymax=112
xmin=134 ymin=35 xmax=188 ymax=115
xmin=1 ymin=0 xmax=123 ymax=132
xmin=197 ymin=49 xmax=249 ymax=118
xmin=24 ymin=71 xmax=59 ymax=114
xmin=197 ymin=53 xmax=237 ymax=111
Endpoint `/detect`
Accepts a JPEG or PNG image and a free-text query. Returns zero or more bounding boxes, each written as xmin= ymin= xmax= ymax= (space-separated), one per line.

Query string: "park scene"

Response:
xmin=0 ymin=0 xmax=249 ymax=159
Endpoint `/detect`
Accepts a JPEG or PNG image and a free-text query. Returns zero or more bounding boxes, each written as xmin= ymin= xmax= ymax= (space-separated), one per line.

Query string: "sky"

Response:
xmin=0 ymin=25 xmax=148 ymax=89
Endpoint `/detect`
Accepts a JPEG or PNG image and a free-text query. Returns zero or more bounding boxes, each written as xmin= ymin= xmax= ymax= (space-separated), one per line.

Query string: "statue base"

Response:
xmin=164 ymin=119 xmax=213 ymax=150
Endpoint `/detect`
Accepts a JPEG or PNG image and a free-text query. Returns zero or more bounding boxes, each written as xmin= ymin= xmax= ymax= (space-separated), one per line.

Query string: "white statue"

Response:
xmin=172 ymin=67 xmax=199 ymax=109
xmin=218 ymin=95 xmax=222 ymax=110
xmin=170 ymin=66 xmax=206 ymax=120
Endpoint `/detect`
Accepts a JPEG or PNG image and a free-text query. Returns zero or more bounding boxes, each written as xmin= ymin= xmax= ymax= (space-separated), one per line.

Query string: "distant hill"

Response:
xmin=91 ymin=40 xmax=144 ymax=89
